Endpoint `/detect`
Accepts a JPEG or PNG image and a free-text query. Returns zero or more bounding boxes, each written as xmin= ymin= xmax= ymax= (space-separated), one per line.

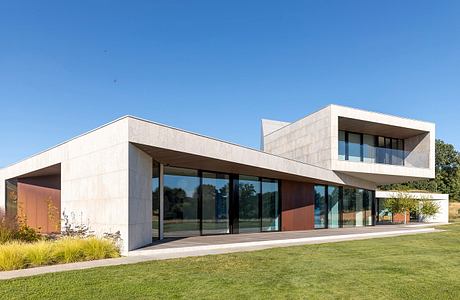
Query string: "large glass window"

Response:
xmin=238 ymin=175 xmax=261 ymax=233
xmin=342 ymin=188 xmax=356 ymax=227
xmin=340 ymin=131 xmax=404 ymax=166
xmin=261 ymin=179 xmax=279 ymax=231
xmin=5 ymin=179 xmax=18 ymax=218
xmin=338 ymin=130 xmax=346 ymax=160
xmin=328 ymin=185 xmax=340 ymax=228
xmin=152 ymin=166 xmax=160 ymax=240
xmin=363 ymin=190 xmax=374 ymax=226
xmin=202 ymin=172 xmax=230 ymax=235
xmin=163 ymin=167 xmax=200 ymax=237
xmin=377 ymin=198 xmax=392 ymax=224
xmin=348 ymin=133 xmax=362 ymax=162
xmin=314 ymin=185 xmax=327 ymax=229
xmin=355 ymin=189 xmax=364 ymax=227
xmin=363 ymin=134 xmax=376 ymax=163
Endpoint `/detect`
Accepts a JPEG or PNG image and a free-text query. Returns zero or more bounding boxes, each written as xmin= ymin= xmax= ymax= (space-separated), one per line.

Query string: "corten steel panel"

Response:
xmin=392 ymin=212 xmax=410 ymax=224
xmin=17 ymin=175 xmax=61 ymax=234
xmin=281 ymin=180 xmax=314 ymax=231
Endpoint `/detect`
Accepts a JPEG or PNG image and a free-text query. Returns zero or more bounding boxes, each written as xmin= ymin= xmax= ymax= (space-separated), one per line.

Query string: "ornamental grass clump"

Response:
xmin=0 ymin=237 xmax=120 ymax=271
xmin=0 ymin=242 xmax=27 ymax=271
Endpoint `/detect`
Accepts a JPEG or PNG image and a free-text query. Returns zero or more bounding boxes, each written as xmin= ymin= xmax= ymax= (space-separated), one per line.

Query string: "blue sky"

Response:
xmin=1 ymin=1 xmax=459 ymax=167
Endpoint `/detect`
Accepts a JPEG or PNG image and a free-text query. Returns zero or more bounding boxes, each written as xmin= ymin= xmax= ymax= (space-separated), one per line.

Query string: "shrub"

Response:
xmin=0 ymin=211 xmax=19 ymax=244
xmin=82 ymin=237 xmax=120 ymax=260
xmin=24 ymin=241 xmax=53 ymax=267
xmin=0 ymin=237 xmax=120 ymax=271
xmin=0 ymin=209 xmax=41 ymax=244
xmin=0 ymin=242 xmax=26 ymax=271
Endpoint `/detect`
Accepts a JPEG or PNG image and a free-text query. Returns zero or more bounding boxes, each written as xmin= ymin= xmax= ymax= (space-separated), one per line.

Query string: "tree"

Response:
xmin=417 ymin=200 xmax=441 ymax=222
xmin=380 ymin=139 xmax=460 ymax=201
xmin=384 ymin=192 xmax=418 ymax=224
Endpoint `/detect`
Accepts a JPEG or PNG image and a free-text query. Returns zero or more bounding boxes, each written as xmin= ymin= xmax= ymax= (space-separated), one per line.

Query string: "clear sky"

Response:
xmin=1 ymin=1 xmax=459 ymax=167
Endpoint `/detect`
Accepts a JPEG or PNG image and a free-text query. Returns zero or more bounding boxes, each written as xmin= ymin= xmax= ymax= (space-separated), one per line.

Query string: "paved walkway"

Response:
xmin=0 ymin=224 xmax=444 ymax=280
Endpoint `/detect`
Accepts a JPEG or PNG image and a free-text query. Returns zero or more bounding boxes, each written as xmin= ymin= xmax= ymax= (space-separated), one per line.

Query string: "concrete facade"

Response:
xmin=263 ymin=104 xmax=435 ymax=184
xmin=0 ymin=105 xmax=437 ymax=252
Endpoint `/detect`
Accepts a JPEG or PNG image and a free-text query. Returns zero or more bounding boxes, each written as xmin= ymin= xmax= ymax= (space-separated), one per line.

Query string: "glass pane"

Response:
xmin=355 ymin=189 xmax=364 ymax=227
xmin=338 ymin=130 xmax=346 ymax=160
xmin=385 ymin=138 xmax=391 ymax=164
xmin=5 ymin=179 xmax=18 ymax=218
xmin=377 ymin=198 xmax=392 ymax=224
xmin=328 ymin=186 xmax=340 ymax=228
xmin=314 ymin=185 xmax=327 ymax=229
xmin=163 ymin=167 xmax=200 ymax=237
xmin=262 ymin=179 xmax=279 ymax=231
xmin=342 ymin=188 xmax=356 ymax=227
xmin=238 ymin=175 xmax=261 ymax=233
xmin=377 ymin=136 xmax=385 ymax=163
xmin=202 ymin=172 xmax=230 ymax=235
xmin=363 ymin=190 xmax=373 ymax=226
xmin=348 ymin=133 xmax=361 ymax=162
xmin=363 ymin=134 xmax=375 ymax=163
xmin=152 ymin=166 xmax=160 ymax=240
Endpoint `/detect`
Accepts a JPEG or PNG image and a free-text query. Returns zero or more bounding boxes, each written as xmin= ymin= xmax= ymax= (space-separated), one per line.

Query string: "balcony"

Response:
xmin=338 ymin=130 xmax=429 ymax=169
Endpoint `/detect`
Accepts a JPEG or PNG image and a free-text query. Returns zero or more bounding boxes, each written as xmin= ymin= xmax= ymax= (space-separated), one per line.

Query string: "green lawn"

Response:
xmin=1 ymin=223 xmax=460 ymax=300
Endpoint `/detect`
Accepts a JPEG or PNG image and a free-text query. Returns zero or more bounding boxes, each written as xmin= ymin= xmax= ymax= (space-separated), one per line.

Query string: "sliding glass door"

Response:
xmin=202 ymin=172 xmax=230 ymax=235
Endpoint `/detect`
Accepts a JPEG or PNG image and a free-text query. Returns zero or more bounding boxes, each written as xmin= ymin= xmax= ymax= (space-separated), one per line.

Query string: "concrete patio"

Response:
xmin=0 ymin=224 xmax=444 ymax=280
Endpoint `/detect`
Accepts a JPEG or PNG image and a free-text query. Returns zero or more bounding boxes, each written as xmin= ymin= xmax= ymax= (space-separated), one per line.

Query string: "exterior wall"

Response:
xmin=128 ymin=144 xmax=153 ymax=250
xmin=281 ymin=180 xmax=314 ymax=231
xmin=405 ymin=132 xmax=432 ymax=169
xmin=17 ymin=175 xmax=61 ymax=234
xmin=60 ymin=120 xmax=131 ymax=252
xmin=419 ymin=199 xmax=449 ymax=223
xmin=260 ymin=119 xmax=290 ymax=151
xmin=263 ymin=106 xmax=333 ymax=169
xmin=127 ymin=117 xmax=375 ymax=190
xmin=376 ymin=191 xmax=449 ymax=224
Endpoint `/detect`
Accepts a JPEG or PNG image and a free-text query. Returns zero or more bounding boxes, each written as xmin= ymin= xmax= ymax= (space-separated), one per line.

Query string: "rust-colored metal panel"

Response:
xmin=281 ymin=180 xmax=314 ymax=231
xmin=392 ymin=212 xmax=410 ymax=223
xmin=17 ymin=175 xmax=61 ymax=234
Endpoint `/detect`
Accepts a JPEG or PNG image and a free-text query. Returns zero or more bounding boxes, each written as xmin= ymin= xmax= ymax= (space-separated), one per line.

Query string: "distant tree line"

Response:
xmin=380 ymin=139 xmax=460 ymax=201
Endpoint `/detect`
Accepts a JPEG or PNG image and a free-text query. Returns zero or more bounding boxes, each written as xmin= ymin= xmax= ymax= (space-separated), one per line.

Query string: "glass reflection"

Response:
xmin=202 ymin=172 xmax=230 ymax=235
xmin=262 ymin=179 xmax=279 ymax=231
xmin=238 ymin=175 xmax=261 ymax=233
xmin=163 ymin=167 xmax=200 ymax=237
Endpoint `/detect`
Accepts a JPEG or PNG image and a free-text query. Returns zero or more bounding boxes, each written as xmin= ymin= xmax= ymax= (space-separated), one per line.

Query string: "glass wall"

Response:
xmin=202 ymin=172 xmax=230 ymax=235
xmin=261 ymin=179 xmax=279 ymax=232
xmin=339 ymin=130 xmax=405 ymax=166
xmin=163 ymin=167 xmax=200 ymax=237
xmin=338 ymin=131 xmax=346 ymax=160
xmin=355 ymin=189 xmax=364 ymax=227
xmin=5 ymin=179 xmax=18 ymax=218
xmin=327 ymin=185 xmax=340 ymax=228
xmin=342 ymin=188 xmax=356 ymax=227
xmin=363 ymin=190 xmax=374 ymax=226
xmin=348 ymin=133 xmax=362 ymax=162
xmin=363 ymin=134 xmax=376 ymax=163
xmin=314 ymin=185 xmax=327 ymax=229
xmin=238 ymin=175 xmax=261 ymax=233
xmin=152 ymin=166 xmax=160 ymax=240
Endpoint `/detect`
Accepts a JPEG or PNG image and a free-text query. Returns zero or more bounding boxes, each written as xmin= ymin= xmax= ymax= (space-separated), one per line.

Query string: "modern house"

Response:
xmin=0 ymin=105 xmax=436 ymax=252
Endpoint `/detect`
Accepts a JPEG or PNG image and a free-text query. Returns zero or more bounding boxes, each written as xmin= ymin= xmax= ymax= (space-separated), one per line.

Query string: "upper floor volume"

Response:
xmin=261 ymin=104 xmax=435 ymax=185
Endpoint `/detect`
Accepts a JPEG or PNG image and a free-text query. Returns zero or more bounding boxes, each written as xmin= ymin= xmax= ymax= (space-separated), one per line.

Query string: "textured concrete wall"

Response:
xmin=405 ymin=132 xmax=431 ymax=169
xmin=128 ymin=144 xmax=152 ymax=250
xmin=60 ymin=119 xmax=130 ymax=251
xmin=263 ymin=106 xmax=333 ymax=169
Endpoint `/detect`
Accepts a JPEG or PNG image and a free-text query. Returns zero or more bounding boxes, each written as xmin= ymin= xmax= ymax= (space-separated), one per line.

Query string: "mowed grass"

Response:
xmin=1 ymin=223 xmax=460 ymax=300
